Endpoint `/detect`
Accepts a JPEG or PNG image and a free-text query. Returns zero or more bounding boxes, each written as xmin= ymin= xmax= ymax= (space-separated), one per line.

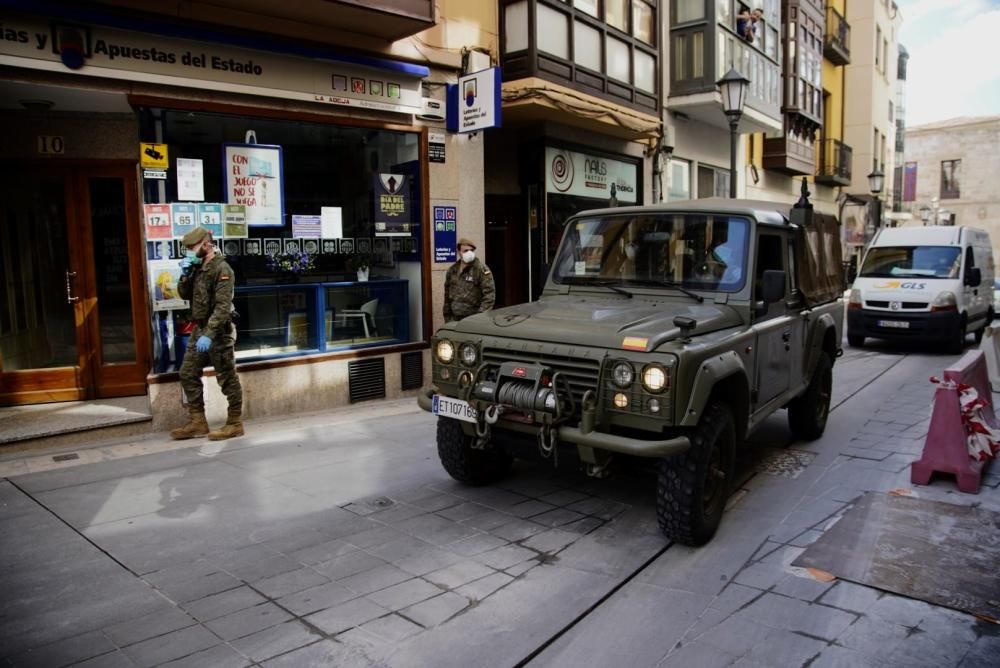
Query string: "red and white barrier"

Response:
xmin=979 ymin=326 xmax=1000 ymax=392
xmin=911 ymin=350 xmax=998 ymax=494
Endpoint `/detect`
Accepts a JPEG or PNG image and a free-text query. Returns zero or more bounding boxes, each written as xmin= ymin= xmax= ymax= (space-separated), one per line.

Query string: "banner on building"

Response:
xmin=544 ymin=147 xmax=638 ymax=204
xmin=903 ymin=162 xmax=917 ymax=202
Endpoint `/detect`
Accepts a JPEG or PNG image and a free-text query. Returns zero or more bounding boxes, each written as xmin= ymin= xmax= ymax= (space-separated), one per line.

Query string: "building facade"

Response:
xmin=900 ymin=116 xmax=1000 ymax=258
xmin=0 ymin=0 xmax=491 ymax=428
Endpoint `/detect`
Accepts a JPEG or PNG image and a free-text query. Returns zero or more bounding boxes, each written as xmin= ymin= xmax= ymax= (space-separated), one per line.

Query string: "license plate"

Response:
xmin=432 ymin=395 xmax=477 ymax=423
xmin=878 ymin=320 xmax=910 ymax=329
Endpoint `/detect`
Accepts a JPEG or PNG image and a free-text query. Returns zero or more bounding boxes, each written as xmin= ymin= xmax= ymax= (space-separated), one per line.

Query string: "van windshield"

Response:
xmin=551 ymin=213 xmax=751 ymax=293
xmin=859 ymin=246 xmax=961 ymax=279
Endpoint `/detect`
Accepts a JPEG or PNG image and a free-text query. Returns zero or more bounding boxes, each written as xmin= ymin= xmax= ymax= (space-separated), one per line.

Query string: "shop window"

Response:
xmin=574 ymin=19 xmax=602 ymax=71
xmin=538 ymin=3 xmax=570 ymax=59
xmin=140 ymin=109 xmax=425 ymax=368
xmin=941 ymin=159 xmax=961 ymax=200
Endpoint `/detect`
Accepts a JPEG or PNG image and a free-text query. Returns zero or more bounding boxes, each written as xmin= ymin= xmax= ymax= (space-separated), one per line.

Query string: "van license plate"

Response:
xmin=878 ymin=320 xmax=909 ymax=329
xmin=432 ymin=395 xmax=477 ymax=423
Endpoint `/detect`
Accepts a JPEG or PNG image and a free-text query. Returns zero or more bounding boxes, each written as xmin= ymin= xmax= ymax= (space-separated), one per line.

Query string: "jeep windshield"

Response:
xmin=860 ymin=246 xmax=961 ymax=279
xmin=552 ymin=213 xmax=750 ymax=293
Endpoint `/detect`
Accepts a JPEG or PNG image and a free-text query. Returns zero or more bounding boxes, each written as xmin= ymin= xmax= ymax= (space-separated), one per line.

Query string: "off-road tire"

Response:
xmin=656 ymin=402 xmax=735 ymax=546
xmin=436 ymin=417 xmax=512 ymax=485
xmin=847 ymin=333 xmax=864 ymax=348
xmin=787 ymin=352 xmax=833 ymax=441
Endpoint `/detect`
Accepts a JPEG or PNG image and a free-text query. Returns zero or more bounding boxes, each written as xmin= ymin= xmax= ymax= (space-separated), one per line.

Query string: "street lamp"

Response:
xmin=868 ymin=168 xmax=884 ymax=232
xmin=919 ymin=206 xmax=931 ymax=225
xmin=717 ymin=68 xmax=750 ymax=198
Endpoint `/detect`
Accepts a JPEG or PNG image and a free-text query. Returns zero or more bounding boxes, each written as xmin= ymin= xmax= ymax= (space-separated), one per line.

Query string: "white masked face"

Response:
xmin=461 ymin=250 xmax=476 ymax=263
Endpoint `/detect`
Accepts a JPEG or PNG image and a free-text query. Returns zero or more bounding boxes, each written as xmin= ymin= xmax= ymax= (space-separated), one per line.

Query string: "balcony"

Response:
xmin=824 ymin=6 xmax=851 ymax=66
xmin=763 ymin=134 xmax=815 ymax=176
xmin=815 ymin=138 xmax=852 ymax=186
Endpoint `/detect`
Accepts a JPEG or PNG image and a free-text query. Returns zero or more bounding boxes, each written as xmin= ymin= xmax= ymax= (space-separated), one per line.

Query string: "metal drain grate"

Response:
xmin=52 ymin=453 xmax=79 ymax=462
xmin=755 ymin=448 xmax=816 ymax=479
xmin=401 ymin=351 xmax=423 ymax=390
xmin=348 ymin=357 xmax=386 ymax=403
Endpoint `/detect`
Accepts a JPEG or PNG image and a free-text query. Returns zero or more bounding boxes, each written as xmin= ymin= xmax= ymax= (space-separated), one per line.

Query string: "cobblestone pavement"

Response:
xmin=2 ymin=345 xmax=1000 ymax=667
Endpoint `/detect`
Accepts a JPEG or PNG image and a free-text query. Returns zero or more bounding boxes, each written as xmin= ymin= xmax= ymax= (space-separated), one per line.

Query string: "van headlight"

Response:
xmin=848 ymin=288 xmax=862 ymax=309
xmin=641 ymin=364 xmax=668 ymax=393
xmin=436 ymin=339 xmax=455 ymax=363
xmin=931 ymin=291 xmax=957 ymax=312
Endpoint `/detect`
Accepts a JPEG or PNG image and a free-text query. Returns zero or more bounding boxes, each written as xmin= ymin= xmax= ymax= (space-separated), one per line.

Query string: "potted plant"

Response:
xmin=347 ymin=251 xmax=374 ymax=282
xmin=266 ymin=249 xmax=315 ymax=282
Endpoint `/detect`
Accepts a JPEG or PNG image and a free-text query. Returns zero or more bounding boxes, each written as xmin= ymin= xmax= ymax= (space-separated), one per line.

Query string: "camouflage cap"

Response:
xmin=182 ymin=226 xmax=211 ymax=247
xmin=457 ymin=237 xmax=477 ymax=250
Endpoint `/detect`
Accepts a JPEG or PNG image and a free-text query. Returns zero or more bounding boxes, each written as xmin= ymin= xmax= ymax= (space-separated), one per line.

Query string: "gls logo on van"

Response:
xmin=873 ymin=280 xmax=928 ymax=290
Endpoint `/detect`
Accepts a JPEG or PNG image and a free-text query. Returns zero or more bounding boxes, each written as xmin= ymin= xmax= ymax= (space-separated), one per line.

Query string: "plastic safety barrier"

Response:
xmin=979 ymin=326 xmax=1000 ymax=392
xmin=911 ymin=350 xmax=996 ymax=494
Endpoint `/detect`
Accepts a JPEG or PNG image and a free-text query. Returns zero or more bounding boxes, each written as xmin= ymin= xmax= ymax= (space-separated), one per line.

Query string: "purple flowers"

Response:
xmin=266 ymin=250 xmax=315 ymax=275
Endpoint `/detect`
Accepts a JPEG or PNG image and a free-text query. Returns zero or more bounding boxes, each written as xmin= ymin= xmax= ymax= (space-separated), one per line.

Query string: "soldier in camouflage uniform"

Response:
xmin=170 ymin=227 xmax=244 ymax=441
xmin=444 ymin=237 xmax=495 ymax=322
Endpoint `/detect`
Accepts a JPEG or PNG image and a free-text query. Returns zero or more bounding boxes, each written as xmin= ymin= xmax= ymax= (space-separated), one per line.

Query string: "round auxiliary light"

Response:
xmin=459 ymin=342 xmax=478 ymax=366
xmin=436 ymin=339 xmax=455 ymax=363
xmin=648 ymin=398 xmax=661 ymax=413
xmin=440 ymin=367 xmax=451 ymax=380
xmin=642 ymin=364 xmax=667 ymax=393
xmin=612 ymin=361 xmax=634 ymax=388
xmin=458 ymin=371 xmax=472 ymax=388
xmin=613 ymin=392 xmax=629 ymax=409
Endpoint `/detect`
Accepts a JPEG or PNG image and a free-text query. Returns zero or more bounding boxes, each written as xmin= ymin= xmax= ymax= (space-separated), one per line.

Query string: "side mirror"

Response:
xmin=761 ymin=270 xmax=786 ymax=303
xmin=965 ymin=267 xmax=982 ymax=287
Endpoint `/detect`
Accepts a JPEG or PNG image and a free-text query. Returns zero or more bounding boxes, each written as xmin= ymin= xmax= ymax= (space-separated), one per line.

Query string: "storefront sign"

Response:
xmin=144 ymin=203 xmax=172 ymax=240
xmin=224 ymin=143 xmax=284 ymax=227
xmin=544 ymin=147 xmax=638 ymax=204
xmin=142 ymin=169 xmax=167 ymax=180
xmin=140 ymin=142 xmax=168 ymax=168
xmin=433 ymin=205 xmax=458 ymax=263
xmin=148 ymin=259 xmax=189 ymax=311
xmin=223 ymin=204 xmax=247 ymax=238
xmin=373 ymin=173 xmax=412 ymax=237
xmin=429 ymin=132 xmax=446 ymax=163
xmin=447 ymin=67 xmax=501 ymax=134
xmin=170 ymin=203 xmax=196 ymax=238
xmin=177 ymin=158 xmax=204 ymax=201
xmin=196 ymin=203 xmax=223 ymax=238
xmin=0 ymin=14 xmax=424 ymax=116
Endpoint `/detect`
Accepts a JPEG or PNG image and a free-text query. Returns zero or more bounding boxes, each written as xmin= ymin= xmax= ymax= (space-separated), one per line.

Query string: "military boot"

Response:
xmin=208 ymin=409 xmax=244 ymax=441
xmin=170 ymin=408 xmax=209 ymax=440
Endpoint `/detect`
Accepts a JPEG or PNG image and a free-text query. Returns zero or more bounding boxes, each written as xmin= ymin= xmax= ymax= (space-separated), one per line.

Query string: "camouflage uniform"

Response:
xmin=444 ymin=258 xmax=495 ymax=322
xmin=177 ymin=254 xmax=242 ymax=411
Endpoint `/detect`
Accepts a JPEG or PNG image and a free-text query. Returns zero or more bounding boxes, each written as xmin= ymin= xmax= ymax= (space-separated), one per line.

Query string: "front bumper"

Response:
xmin=417 ymin=388 xmax=690 ymax=458
xmin=847 ymin=308 xmax=962 ymax=341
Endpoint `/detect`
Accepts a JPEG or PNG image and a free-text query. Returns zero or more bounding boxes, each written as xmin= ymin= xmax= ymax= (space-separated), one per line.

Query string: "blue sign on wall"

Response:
xmin=434 ymin=205 xmax=457 ymax=263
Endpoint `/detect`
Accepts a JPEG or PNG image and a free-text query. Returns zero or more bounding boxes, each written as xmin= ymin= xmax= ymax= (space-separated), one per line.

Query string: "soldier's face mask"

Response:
xmin=461 ymin=250 xmax=475 ymax=264
xmin=184 ymin=249 xmax=202 ymax=265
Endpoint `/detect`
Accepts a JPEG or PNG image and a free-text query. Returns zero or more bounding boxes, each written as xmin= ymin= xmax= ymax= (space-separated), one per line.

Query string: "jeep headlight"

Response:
xmin=459 ymin=342 xmax=478 ymax=367
xmin=641 ymin=364 xmax=667 ymax=393
xmin=611 ymin=361 xmax=634 ymax=388
xmin=436 ymin=339 xmax=455 ymax=363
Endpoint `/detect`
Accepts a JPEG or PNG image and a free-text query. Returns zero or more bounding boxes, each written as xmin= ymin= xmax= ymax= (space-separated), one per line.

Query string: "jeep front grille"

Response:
xmin=481 ymin=348 xmax=600 ymax=407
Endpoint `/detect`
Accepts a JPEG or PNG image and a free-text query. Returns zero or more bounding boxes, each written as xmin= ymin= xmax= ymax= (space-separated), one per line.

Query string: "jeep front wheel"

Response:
xmin=436 ymin=417 xmax=512 ymax=485
xmin=656 ymin=402 xmax=735 ymax=546
xmin=787 ymin=352 xmax=833 ymax=441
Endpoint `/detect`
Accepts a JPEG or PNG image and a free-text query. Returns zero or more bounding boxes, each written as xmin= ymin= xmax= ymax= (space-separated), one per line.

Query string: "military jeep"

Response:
xmin=418 ymin=193 xmax=845 ymax=545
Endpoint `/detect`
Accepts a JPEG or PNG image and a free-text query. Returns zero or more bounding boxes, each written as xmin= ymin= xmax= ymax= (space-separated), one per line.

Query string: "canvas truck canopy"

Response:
xmin=793 ymin=209 xmax=845 ymax=306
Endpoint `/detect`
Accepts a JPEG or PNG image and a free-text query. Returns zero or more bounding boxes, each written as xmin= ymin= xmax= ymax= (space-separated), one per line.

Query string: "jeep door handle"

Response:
xmin=781 ymin=331 xmax=791 ymax=342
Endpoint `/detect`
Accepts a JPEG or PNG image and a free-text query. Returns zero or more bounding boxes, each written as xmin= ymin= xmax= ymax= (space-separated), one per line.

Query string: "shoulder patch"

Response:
xmin=482 ymin=268 xmax=491 ymax=275
xmin=219 ymin=274 xmax=231 ymax=281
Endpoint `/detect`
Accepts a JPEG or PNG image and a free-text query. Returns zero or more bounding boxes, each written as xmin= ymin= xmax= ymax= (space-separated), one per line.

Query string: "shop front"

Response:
xmin=0 ymin=6 xmax=476 ymax=425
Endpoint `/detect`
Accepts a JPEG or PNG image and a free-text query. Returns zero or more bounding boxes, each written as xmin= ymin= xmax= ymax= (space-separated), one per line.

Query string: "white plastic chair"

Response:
xmin=338 ymin=298 xmax=378 ymax=338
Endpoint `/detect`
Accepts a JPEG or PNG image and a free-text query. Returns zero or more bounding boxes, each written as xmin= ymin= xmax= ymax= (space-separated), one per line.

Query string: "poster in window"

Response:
xmin=223 ymin=204 xmax=248 ymax=238
xmin=148 ymin=259 xmax=189 ymax=311
xmin=197 ymin=203 xmax=223 ymax=239
xmin=171 ymin=203 xmax=196 ymax=238
xmin=177 ymin=158 xmax=205 ymax=202
xmin=144 ymin=203 xmax=172 ymax=240
xmin=263 ymin=238 xmax=282 ymax=256
xmin=223 ymin=143 xmax=284 ymax=226
xmin=373 ymin=173 xmax=412 ymax=237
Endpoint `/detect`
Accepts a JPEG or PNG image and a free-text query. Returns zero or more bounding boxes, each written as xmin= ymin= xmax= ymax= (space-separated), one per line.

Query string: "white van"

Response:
xmin=847 ymin=226 xmax=995 ymax=353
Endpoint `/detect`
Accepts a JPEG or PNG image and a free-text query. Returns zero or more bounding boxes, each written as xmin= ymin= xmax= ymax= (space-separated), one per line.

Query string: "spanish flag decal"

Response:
xmin=622 ymin=337 xmax=648 ymax=351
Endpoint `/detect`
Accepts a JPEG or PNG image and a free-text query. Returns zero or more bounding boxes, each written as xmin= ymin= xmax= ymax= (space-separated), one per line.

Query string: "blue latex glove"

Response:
xmin=179 ymin=257 xmax=193 ymax=275
xmin=196 ymin=335 xmax=212 ymax=353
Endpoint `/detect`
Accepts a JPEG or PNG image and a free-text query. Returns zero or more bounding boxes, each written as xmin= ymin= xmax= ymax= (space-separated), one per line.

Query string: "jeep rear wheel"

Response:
xmin=436 ymin=417 xmax=512 ymax=485
xmin=787 ymin=353 xmax=833 ymax=441
xmin=656 ymin=402 xmax=735 ymax=546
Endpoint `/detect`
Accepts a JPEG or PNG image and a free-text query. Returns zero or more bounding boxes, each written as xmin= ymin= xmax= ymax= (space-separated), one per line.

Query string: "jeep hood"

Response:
xmin=445 ymin=296 xmax=743 ymax=350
